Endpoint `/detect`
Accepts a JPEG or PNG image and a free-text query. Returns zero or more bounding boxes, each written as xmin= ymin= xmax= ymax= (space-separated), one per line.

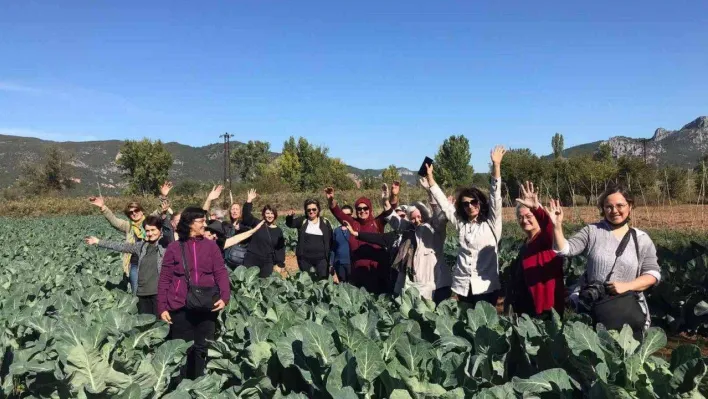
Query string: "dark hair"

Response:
xmin=142 ymin=215 xmax=164 ymax=231
xmin=341 ymin=205 xmax=354 ymax=213
xmin=262 ymin=205 xmax=278 ymax=224
xmin=123 ymin=201 xmax=144 ymax=217
xmin=455 ymin=187 xmax=490 ymax=222
xmin=303 ymin=199 xmax=321 ymax=214
xmin=597 ymin=184 xmax=634 ymax=218
xmin=177 ymin=207 xmax=207 ymax=242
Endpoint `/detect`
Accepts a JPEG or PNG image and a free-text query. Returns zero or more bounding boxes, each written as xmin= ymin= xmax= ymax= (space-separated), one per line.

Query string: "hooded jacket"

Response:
xmin=330 ymin=197 xmax=393 ymax=294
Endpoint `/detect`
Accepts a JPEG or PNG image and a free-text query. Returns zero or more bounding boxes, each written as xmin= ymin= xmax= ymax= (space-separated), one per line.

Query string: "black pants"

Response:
xmin=137 ymin=295 xmax=158 ymax=316
xmin=432 ymin=287 xmax=452 ymax=305
xmin=334 ymin=263 xmax=351 ymax=282
xmin=458 ymin=290 xmax=500 ymax=309
xmin=243 ymin=253 xmax=276 ymax=278
xmin=297 ymin=256 xmax=328 ymax=279
xmin=169 ymin=309 xmax=217 ymax=380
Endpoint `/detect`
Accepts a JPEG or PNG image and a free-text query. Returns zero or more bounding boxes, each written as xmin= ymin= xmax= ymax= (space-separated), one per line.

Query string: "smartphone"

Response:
xmin=418 ymin=156 xmax=434 ymax=177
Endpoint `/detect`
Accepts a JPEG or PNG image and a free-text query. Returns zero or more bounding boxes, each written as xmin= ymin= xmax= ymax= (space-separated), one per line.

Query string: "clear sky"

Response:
xmin=1 ymin=1 xmax=706 ymax=172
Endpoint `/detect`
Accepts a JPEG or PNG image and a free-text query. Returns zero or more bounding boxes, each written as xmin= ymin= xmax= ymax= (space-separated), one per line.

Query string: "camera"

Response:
xmin=578 ymin=282 xmax=607 ymax=312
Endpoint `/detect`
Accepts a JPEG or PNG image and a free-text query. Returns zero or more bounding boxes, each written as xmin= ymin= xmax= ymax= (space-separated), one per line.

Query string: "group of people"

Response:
xmin=84 ymin=144 xmax=661 ymax=379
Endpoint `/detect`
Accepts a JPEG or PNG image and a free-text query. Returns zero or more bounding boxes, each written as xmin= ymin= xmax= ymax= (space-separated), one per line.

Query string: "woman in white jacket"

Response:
xmin=423 ymin=145 xmax=506 ymax=308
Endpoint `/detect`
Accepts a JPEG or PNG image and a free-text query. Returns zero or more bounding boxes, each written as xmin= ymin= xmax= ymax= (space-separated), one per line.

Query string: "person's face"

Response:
xmin=210 ymin=212 xmax=217 ymax=220
xmin=603 ymin=193 xmax=631 ymax=225
xmin=461 ymin=196 xmax=480 ymax=218
xmin=409 ymin=209 xmax=422 ymax=226
xmin=396 ymin=210 xmax=406 ymax=219
xmin=171 ymin=214 xmax=181 ymax=229
xmin=264 ymin=210 xmax=275 ymax=224
xmin=203 ymin=230 xmax=216 ymax=241
xmin=144 ymin=224 xmax=161 ymax=242
xmin=128 ymin=207 xmax=144 ymax=222
xmin=190 ymin=217 xmax=206 ymax=237
xmin=355 ymin=203 xmax=370 ymax=220
xmin=306 ymin=204 xmax=319 ymax=220
xmin=230 ymin=204 xmax=241 ymax=220
xmin=517 ymin=207 xmax=539 ymax=233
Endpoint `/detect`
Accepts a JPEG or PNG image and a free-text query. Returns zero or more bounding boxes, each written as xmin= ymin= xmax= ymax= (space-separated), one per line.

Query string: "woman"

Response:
xmin=85 ymin=215 xmax=174 ymax=316
xmin=344 ymin=194 xmax=451 ymax=304
xmin=241 ymin=189 xmax=286 ymax=277
xmin=549 ymin=185 xmax=660 ymax=333
xmin=326 ymin=187 xmax=395 ymax=295
xmin=504 ymin=181 xmax=564 ymax=318
xmin=203 ymin=185 xmax=253 ymax=267
xmin=423 ymin=146 xmax=505 ymax=308
xmin=88 ymin=181 xmax=172 ymax=294
xmin=157 ymin=207 xmax=231 ymax=380
xmin=330 ymin=205 xmax=354 ymax=282
xmin=285 ymin=199 xmax=333 ymax=279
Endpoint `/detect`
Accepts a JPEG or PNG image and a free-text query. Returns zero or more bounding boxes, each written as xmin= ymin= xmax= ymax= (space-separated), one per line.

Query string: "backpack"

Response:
xmin=224 ymin=223 xmax=249 ymax=268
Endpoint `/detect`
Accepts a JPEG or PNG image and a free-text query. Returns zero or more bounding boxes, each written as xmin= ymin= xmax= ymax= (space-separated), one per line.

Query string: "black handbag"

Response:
xmin=583 ymin=229 xmax=645 ymax=332
xmin=180 ymin=242 xmax=220 ymax=312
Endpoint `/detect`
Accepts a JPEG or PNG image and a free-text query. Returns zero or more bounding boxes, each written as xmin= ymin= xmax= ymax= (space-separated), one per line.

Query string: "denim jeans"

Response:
xmin=129 ymin=263 xmax=138 ymax=295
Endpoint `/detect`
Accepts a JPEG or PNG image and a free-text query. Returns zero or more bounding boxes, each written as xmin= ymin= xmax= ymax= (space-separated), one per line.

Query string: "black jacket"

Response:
xmin=286 ymin=215 xmax=334 ymax=264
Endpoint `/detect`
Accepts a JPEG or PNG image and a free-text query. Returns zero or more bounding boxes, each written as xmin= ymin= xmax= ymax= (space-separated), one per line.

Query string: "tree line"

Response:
xmin=6 ymin=134 xmax=708 ymax=207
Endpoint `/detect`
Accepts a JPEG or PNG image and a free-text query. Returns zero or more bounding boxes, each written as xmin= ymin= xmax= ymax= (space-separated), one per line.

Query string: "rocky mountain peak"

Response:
xmin=681 ymin=116 xmax=708 ymax=131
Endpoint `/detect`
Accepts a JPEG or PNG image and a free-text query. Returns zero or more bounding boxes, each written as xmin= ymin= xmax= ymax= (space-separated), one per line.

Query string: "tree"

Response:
xmin=694 ymin=154 xmax=708 ymax=198
xmin=552 ymin=133 xmax=564 ymax=159
xmin=433 ymin=135 xmax=474 ymax=189
xmin=660 ymin=166 xmax=694 ymax=202
xmin=172 ymin=180 xmax=211 ymax=197
xmin=277 ymin=137 xmax=355 ymax=191
xmin=615 ymin=155 xmax=656 ymax=194
xmin=499 ymin=148 xmax=548 ymax=202
xmin=593 ymin=142 xmax=613 ymax=163
xmin=381 ymin=165 xmax=401 ymax=184
xmin=19 ymin=145 xmax=75 ymax=195
xmin=360 ymin=173 xmax=381 ymax=190
xmin=116 ymin=139 xmax=173 ymax=195
xmin=231 ymin=140 xmax=271 ymax=182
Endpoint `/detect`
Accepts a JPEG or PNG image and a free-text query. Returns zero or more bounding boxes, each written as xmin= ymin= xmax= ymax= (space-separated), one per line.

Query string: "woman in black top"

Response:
xmin=285 ymin=199 xmax=333 ymax=280
xmin=241 ymin=189 xmax=286 ymax=277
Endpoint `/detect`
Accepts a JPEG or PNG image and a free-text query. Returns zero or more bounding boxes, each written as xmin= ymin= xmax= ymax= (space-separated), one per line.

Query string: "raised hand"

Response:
xmin=381 ymin=183 xmax=389 ymax=200
xmin=391 ymin=181 xmax=401 ymax=196
xmin=424 ymin=163 xmax=436 ymax=187
xmin=515 ymin=181 xmax=540 ymax=210
xmin=324 ymin=187 xmax=335 ymax=201
xmin=246 ymin=189 xmax=258 ymax=203
xmin=207 ymin=185 xmax=224 ymax=201
xmin=546 ymin=199 xmax=564 ymax=226
xmin=287 ymin=210 xmax=295 ymax=217
xmin=161 ymin=199 xmax=171 ymax=214
xmin=88 ymin=196 xmax=105 ymax=209
xmin=342 ymin=220 xmax=358 ymax=236
xmin=490 ymin=145 xmax=506 ymax=165
xmin=84 ymin=236 xmax=99 ymax=245
xmin=160 ymin=181 xmax=174 ymax=197
xmin=447 ymin=195 xmax=456 ymax=206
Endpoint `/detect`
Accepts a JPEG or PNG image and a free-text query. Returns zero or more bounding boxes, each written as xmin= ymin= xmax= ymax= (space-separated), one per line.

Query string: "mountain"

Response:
xmin=0 ymin=134 xmax=418 ymax=194
xmin=558 ymin=116 xmax=708 ymax=166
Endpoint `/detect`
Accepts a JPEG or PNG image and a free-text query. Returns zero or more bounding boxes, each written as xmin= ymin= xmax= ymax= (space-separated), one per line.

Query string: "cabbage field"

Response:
xmin=1 ymin=216 xmax=707 ymax=398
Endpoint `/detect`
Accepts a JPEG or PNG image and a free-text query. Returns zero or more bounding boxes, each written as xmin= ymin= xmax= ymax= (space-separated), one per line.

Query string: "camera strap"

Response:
xmin=604 ymin=228 xmax=640 ymax=283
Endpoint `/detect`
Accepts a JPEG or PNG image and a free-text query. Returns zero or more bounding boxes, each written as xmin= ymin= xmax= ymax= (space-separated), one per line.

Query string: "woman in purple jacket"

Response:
xmin=157 ymin=207 xmax=231 ymax=380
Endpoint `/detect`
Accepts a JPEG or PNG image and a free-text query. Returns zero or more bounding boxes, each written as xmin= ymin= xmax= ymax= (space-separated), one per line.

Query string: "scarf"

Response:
xmin=130 ymin=216 xmax=146 ymax=241
xmin=391 ymin=231 xmax=417 ymax=280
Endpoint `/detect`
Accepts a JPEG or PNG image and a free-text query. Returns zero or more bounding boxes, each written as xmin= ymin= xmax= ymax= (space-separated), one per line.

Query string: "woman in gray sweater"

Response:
xmin=548 ymin=185 xmax=660 ymax=330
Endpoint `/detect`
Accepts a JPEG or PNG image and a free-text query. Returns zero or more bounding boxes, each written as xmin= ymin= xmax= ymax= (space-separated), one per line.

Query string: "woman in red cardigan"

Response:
xmin=505 ymin=181 xmax=565 ymax=317
xmin=325 ymin=187 xmax=395 ymax=295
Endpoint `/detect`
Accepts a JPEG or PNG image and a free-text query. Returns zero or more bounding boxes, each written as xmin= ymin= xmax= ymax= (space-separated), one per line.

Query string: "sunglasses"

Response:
xmin=461 ymin=199 xmax=479 ymax=208
xmin=356 ymin=206 xmax=370 ymax=212
xmin=306 ymin=208 xmax=318 ymax=213
xmin=129 ymin=209 xmax=142 ymax=214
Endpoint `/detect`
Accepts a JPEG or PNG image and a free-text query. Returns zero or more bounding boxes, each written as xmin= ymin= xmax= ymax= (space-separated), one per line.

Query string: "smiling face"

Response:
xmin=230 ymin=204 xmax=241 ymax=221
xmin=516 ymin=206 xmax=539 ymax=234
xmin=460 ymin=196 xmax=480 ymax=219
xmin=128 ymin=207 xmax=144 ymax=222
xmin=189 ymin=217 xmax=206 ymax=237
xmin=306 ymin=204 xmax=319 ymax=221
xmin=355 ymin=203 xmax=370 ymax=220
xmin=264 ymin=210 xmax=275 ymax=224
xmin=603 ymin=192 xmax=632 ymax=225
xmin=144 ymin=224 xmax=161 ymax=242
xmin=171 ymin=213 xmax=181 ymax=230
xmin=409 ymin=209 xmax=422 ymax=226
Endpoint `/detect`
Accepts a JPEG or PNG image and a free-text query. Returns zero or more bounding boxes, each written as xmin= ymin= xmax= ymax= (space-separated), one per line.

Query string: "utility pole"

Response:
xmin=219 ymin=132 xmax=234 ymax=208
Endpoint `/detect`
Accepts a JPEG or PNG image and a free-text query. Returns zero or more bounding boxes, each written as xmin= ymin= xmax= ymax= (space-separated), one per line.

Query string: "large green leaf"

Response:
xmin=466 ymin=302 xmax=499 ymax=333
xmin=326 ymin=351 xmax=359 ymax=397
xmin=670 ymin=358 xmax=707 ymax=394
xmin=395 ymin=333 xmax=434 ymax=373
xmin=151 ymin=339 xmax=190 ymax=396
xmin=511 ymin=368 xmax=574 ymax=396
xmin=300 ymin=320 xmax=336 ymax=365
xmin=670 ymin=344 xmax=702 ymax=371
xmin=353 ymin=338 xmax=385 ymax=383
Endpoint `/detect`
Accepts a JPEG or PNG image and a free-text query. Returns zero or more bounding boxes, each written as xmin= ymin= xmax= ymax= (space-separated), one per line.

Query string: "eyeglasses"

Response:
xmin=604 ymin=203 xmax=628 ymax=212
xmin=356 ymin=206 xmax=369 ymax=212
xmin=129 ymin=209 xmax=141 ymax=215
xmin=193 ymin=218 xmax=206 ymax=225
xmin=306 ymin=208 xmax=318 ymax=213
xmin=517 ymin=214 xmax=535 ymax=222
xmin=461 ymin=199 xmax=479 ymax=208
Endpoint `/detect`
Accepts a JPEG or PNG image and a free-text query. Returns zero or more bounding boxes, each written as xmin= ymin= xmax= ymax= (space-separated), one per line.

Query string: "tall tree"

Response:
xmin=433 ymin=135 xmax=474 ymax=189
xmin=552 ymin=133 xmax=564 ymax=159
xmin=231 ymin=140 xmax=271 ymax=182
xmin=593 ymin=142 xmax=613 ymax=162
xmin=381 ymin=165 xmax=401 ymax=184
xmin=116 ymin=139 xmax=173 ymax=195
xmin=19 ymin=145 xmax=76 ymax=195
xmin=278 ymin=137 xmax=354 ymax=191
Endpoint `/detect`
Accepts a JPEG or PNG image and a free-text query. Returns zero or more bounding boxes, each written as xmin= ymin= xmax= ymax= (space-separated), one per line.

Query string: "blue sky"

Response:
xmin=1 ymin=1 xmax=706 ymax=172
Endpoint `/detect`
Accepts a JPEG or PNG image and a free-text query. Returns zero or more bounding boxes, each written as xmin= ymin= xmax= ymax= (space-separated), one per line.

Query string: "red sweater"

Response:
xmin=519 ymin=206 xmax=565 ymax=315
